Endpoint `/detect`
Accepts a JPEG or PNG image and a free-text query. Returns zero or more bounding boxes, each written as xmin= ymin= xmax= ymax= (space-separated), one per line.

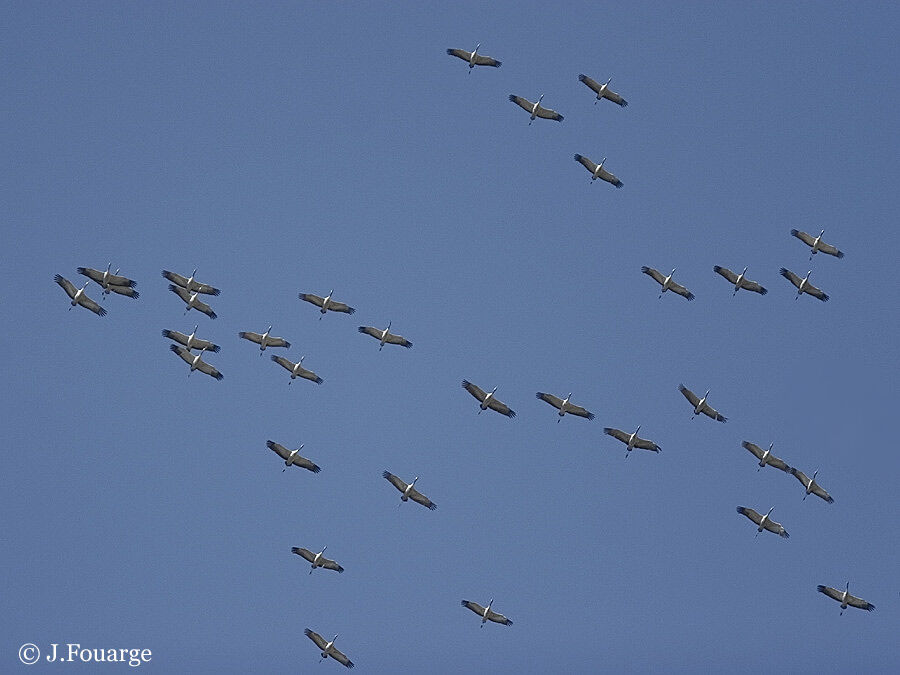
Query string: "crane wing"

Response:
xmin=383 ymin=332 xmax=412 ymax=348
xmin=803 ymin=282 xmax=829 ymax=302
xmin=536 ymin=392 xmax=564 ymax=410
xmin=382 ymin=471 xmax=408 ymax=493
xmin=736 ymin=506 xmax=762 ymax=525
xmin=271 ymin=355 xmax=295 ymax=373
xmin=329 ymin=647 xmax=354 ymax=668
xmin=604 ymin=88 xmax=628 ymax=106
xmin=472 ymin=53 xmax=501 ymax=67
xmin=446 ymin=48 xmax=472 ymax=62
xmin=408 ymin=488 xmax=437 ymax=510
xmin=304 ymin=629 xmax=328 ymax=650
xmin=790 ymin=229 xmax=817 ymax=247
xmin=634 ymin=437 xmax=660 ymax=452
xmin=54 ymin=274 xmax=78 ymax=299
xmin=563 ymin=403 xmax=595 ymax=420
xmin=320 ymin=557 xmax=344 ymax=573
xmin=766 ymin=456 xmax=792 ymax=473
xmin=702 ymin=404 xmax=726 ymax=422
xmin=298 ymin=366 xmax=323 ymax=384
xmin=818 ymin=241 xmax=844 ymax=258
xmin=535 ymin=104 xmax=563 ymax=121
xmin=170 ymin=344 xmax=194 ymax=365
xmin=846 ymin=594 xmax=875 ymax=611
xmin=76 ymin=267 xmax=106 ymax=284
xmin=291 ymin=547 xmax=316 ymax=563
xmin=764 ymin=518 xmax=789 ymax=538
xmin=789 ymin=467 xmax=810 ymax=488
xmin=817 ymin=585 xmax=843 ymax=602
xmin=190 ymin=281 xmax=219 ymax=295
xmin=461 ymin=600 xmax=486 ymax=616
xmin=604 ymin=428 xmax=630 ymax=444
xmin=574 ymin=153 xmax=598 ymax=174
xmin=508 ymin=94 xmax=534 ymax=113
xmin=358 ymin=326 xmax=381 ymax=339
xmin=742 ymin=441 xmax=765 ymax=461
xmin=195 ymin=357 xmax=223 ymax=380
xmin=599 ymin=167 xmax=623 ymax=188
xmin=169 ymin=284 xmax=193 ymax=303
xmin=678 ymin=384 xmax=700 ymax=407
xmin=488 ymin=397 xmax=516 ymax=418
xmin=487 ymin=610 xmax=513 ymax=625
xmin=293 ymin=455 xmax=321 ymax=473
xmin=327 ymin=300 xmax=355 ymax=314
xmin=462 ymin=380 xmax=487 ymax=403
xmin=578 ymin=73 xmax=602 ymax=94
xmin=779 ymin=268 xmax=802 ymax=289
xmin=79 ymin=293 xmax=107 ymax=316
xmin=298 ymin=293 xmax=325 ymax=308
xmin=162 ymin=270 xmax=190 ymax=287
xmin=740 ymin=278 xmax=768 ymax=294
xmin=714 ymin=265 xmax=738 ymax=284
xmin=641 ymin=266 xmax=666 ymax=286
xmin=812 ymin=482 xmax=834 ymax=503
xmin=265 ymin=336 xmax=290 ymax=348
xmin=239 ymin=332 xmax=264 ymax=345
xmin=266 ymin=440 xmax=292 ymax=461
xmin=162 ymin=329 xmax=190 ymax=346
xmin=105 ymin=284 xmax=139 ymax=298
xmin=668 ymin=280 xmax=695 ymax=301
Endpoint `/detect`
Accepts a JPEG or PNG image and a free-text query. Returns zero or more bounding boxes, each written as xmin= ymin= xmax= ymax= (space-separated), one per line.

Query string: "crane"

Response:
xmin=169 ymin=345 xmax=222 ymax=380
xmin=162 ymin=325 xmax=220 ymax=352
xmin=267 ymin=441 xmax=321 ymax=473
xmin=358 ymin=322 xmax=412 ymax=350
xmin=642 ymin=267 xmax=695 ymax=300
xmin=461 ymin=380 xmax=516 ymax=417
xmin=713 ymin=266 xmax=767 ymax=296
xmin=573 ymin=154 xmax=623 ymax=187
xmin=461 ymin=599 xmax=513 ymax=627
xmin=817 ymin=583 xmax=875 ymax=615
xmin=238 ymin=326 xmax=291 ymax=354
xmin=446 ymin=44 xmax=502 ymax=70
xmin=678 ymin=384 xmax=727 ymax=422
xmin=508 ymin=94 xmax=564 ymax=124
xmin=788 ymin=468 xmax=834 ymax=503
xmin=779 ymin=268 xmax=829 ymax=302
xmin=736 ymin=506 xmax=790 ymax=538
xmin=54 ymin=275 xmax=106 ymax=316
xmin=577 ymin=74 xmax=628 ymax=106
xmin=161 ymin=269 xmax=220 ymax=295
xmin=791 ymin=229 xmax=844 ymax=260
xmin=741 ymin=441 xmax=791 ymax=472
xmin=168 ymin=284 xmax=218 ymax=318
xmin=77 ymin=264 xmax=138 ymax=298
xmin=291 ymin=546 xmax=343 ymax=574
xmin=298 ymin=290 xmax=355 ymax=319
xmin=303 ymin=629 xmax=354 ymax=668
xmin=382 ymin=471 xmax=436 ymax=510
xmin=535 ymin=392 xmax=595 ymax=422
xmin=604 ymin=426 xmax=661 ymax=457
xmin=271 ymin=355 xmax=323 ymax=385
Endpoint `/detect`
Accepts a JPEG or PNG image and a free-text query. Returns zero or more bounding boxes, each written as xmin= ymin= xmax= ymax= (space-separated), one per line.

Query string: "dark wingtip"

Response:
xmin=713 ymin=265 xmax=723 ymax=273
xmin=461 ymin=380 xmax=471 ymax=389
xmin=382 ymin=470 xmax=392 ymax=479
xmin=209 ymin=312 xmax=218 ymax=319
xmin=129 ymin=290 xmax=140 ymax=299
xmin=816 ymin=585 xmax=827 ymax=594
xmin=402 ymin=341 xmax=412 ymax=348
xmin=314 ymin=377 xmax=323 ymax=384
xmin=507 ymin=94 xmax=516 ymax=102
xmin=780 ymin=531 xmax=790 ymax=538
xmin=641 ymin=266 xmax=650 ymax=273
xmin=303 ymin=628 xmax=313 ymax=637
xmin=209 ymin=288 xmax=221 ymax=296
xmin=357 ymin=327 xmax=367 ymax=334
xmin=214 ymin=372 xmax=223 ymax=380
xmin=161 ymin=270 xmax=170 ymax=278
xmin=460 ymin=600 xmax=469 ymax=606
xmin=614 ymin=180 xmax=623 ymax=188
xmin=836 ymin=251 xmax=845 ymax=259
xmin=347 ymin=307 xmax=356 ymax=315
xmin=310 ymin=465 xmax=321 ymax=473
xmin=506 ymin=410 xmax=517 ymax=418
xmin=556 ymin=115 xmax=564 ymax=122
xmin=779 ymin=268 xmax=790 ymax=277
xmin=266 ymin=440 xmax=276 ymax=450
xmin=586 ymin=413 xmax=596 ymax=420
xmin=736 ymin=506 xmax=746 ymax=514
xmin=718 ymin=416 xmax=728 ymax=423
xmin=686 ymin=293 xmax=695 ymax=301
xmin=865 ymin=603 xmax=875 ymax=612
xmin=620 ymin=100 xmax=629 ymax=107
xmin=790 ymin=229 xmax=799 ymax=236
xmin=825 ymin=495 xmax=835 ymax=504
xmin=54 ymin=273 xmax=64 ymax=282
xmin=97 ymin=306 xmax=108 ymax=316
xmin=759 ymin=287 xmax=768 ymax=295
xmin=819 ymin=294 xmax=830 ymax=302
xmin=283 ymin=341 xmax=291 ymax=349
xmin=161 ymin=329 xmax=171 ymax=338
xmin=169 ymin=344 xmax=180 ymax=353
xmin=578 ymin=73 xmax=587 ymax=81
xmin=168 ymin=283 xmax=179 ymax=293
xmin=210 ymin=344 xmax=220 ymax=352
xmin=427 ymin=503 xmax=437 ymax=511
xmin=291 ymin=547 xmax=302 ymax=555
xmin=535 ymin=392 xmax=545 ymax=399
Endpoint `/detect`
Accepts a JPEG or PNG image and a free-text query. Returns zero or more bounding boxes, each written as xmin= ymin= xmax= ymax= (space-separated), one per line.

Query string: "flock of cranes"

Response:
xmin=48 ymin=42 xmax=876 ymax=669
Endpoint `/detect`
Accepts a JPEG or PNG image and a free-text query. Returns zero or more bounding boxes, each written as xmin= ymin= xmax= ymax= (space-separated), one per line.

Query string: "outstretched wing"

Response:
xmin=54 ymin=274 xmax=77 ymax=299
xmin=714 ymin=265 xmax=738 ymax=284
xmin=293 ymin=454 xmax=321 ymax=473
xmin=271 ymin=355 xmax=295 ymax=373
xmin=818 ymin=241 xmax=844 ymax=258
xmin=740 ymin=278 xmax=768 ymax=294
xmin=766 ymin=455 xmax=792 ymax=473
xmin=488 ymin=397 xmax=516 ymax=418
xmin=846 ymin=594 xmax=875 ymax=611
xmin=105 ymin=284 xmax=140 ymax=298
xmin=462 ymin=380 xmax=487 ymax=403
xmin=329 ymin=647 xmax=354 ymax=668
xmin=634 ymin=437 xmax=660 ymax=452
xmin=487 ymin=609 xmax=513 ymax=626
xmin=266 ymin=440 xmax=292 ymax=461
xmin=358 ymin=326 xmax=381 ymax=340
xmin=604 ymin=427 xmax=630 ymax=444
xmin=817 ymin=585 xmax=843 ymax=602
xmin=812 ymin=482 xmax=834 ymax=503
xmin=678 ymin=384 xmax=700 ymax=407
xmin=408 ymin=487 xmax=437 ymax=510
xmin=578 ymin=73 xmax=602 ymax=94
xmin=604 ymin=88 xmax=628 ymax=106
xmin=764 ymin=518 xmax=789 ymax=538
xmin=536 ymin=392 xmax=564 ymax=411
xmin=641 ymin=266 xmax=666 ymax=286
xmin=742 ymin=441 xmax=766 ymax=461
xmin=161 ymin=329 xmax=190 ymax=347
xmin=573 ymin=153 xmax=598 ymax=175
xmin=702 ymin=404 xmax=726 ymax=422
xmin=598 ymin=166 xmax=623 ymax=188
xmin=791 ymin=229 xmax=817 ymax=247
xmin=563 ymin=402 xmax=595 ymax=420
xmin=304 ymin=628 xmax=328 ymax=650
xmin=265 ymin=335 xmax=290 ymax=348
xmin=508 ymin=94 xmax=534 ymax=113
xmin=780 ymin=268 xmax=802 ymax=289
xmin=291 ymin=547 xmax=316 ymax=563
xmin=298 ymin=293 xmax=325 ymax=308
xmin=382 ymin=471 xmax=408 ymax=493
xmin=78 ymin=291 xmax=107 ymax=316
xmin=668 ymin=280 xmax=695 ymax=301
xmin=239 ymin=331 xmax=264 ymax=345
xmin=384 ymin=331 xmax=412 ymax=348
xmin=446 ymin=48 xmax=473 ymax=62
xmin=736 ymin=506 xmax=761 ymax=524
xmin=803 ymin=281 xmax=830 ymax=302
xmin=789 ymin=467 xmax=810 ymax=488
xmin=472 ymin=53 xmax=501 ymax=67
xmin=461 ymin=600 xmax=486 ymax=616
xmin=162 ymin=270 xmax=190 ymax=287
xmin=534 ymin=104 xmax=563 ymax=121
xmin=195 ymin=356 xmax=223 ymax=380
xmin=320 ymin=557 xmax=344 ymax=573
xmin=327 ymin=300 xmax=355 ymax=314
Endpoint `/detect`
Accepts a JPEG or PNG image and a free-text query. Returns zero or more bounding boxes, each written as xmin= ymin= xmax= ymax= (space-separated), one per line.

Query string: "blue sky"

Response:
xmin=3 ymin=1 xmax=899 ymax=672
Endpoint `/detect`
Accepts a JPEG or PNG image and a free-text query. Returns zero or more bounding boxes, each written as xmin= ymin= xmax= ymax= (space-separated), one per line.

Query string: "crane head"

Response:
xmin=474 ymin=43 xmax=480 ymax=52
xmin=703 ymin=389 xmax=710 ymax=399
xmin=106 ymin=262 xmax=112 ymax=271
xmin=487 ymin=598 xmax=493 ymax=607
xmin=767 ymin=506 xmax=775 ymax=516
xmin=635 ymin=425 xmax=641 ymax=433
xmin=819 ymin=229 xmax=825 ymax=236
xmin=537 ymin=93 xmax=544 ymax=103
xmin=491 ymin=386 xmax=498 ymax=393
xmin=599 ymin=157 xmax=606 ymax=168
xmin=742 ymin=267 xmax=748 ymax=275
xmin=387 ymin=320 xmax=392 ymax=330
xmin=412 ymin=476 xmax=419 ymax=484
xmin=191 ymin=268 xmax=197 ymax=277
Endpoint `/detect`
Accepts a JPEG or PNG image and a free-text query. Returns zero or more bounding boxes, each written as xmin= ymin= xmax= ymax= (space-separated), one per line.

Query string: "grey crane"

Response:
xmin=239 ymin=325 xmax=291 ymax=354
xmin=779 ymin=268 xmax=829 ymax=302
xmin=791 ymin=229 xmax=844 ymax=260
xmin=604 ymin=426 xmax=661 ymax=457
xmin=169 ymin=345 xmax=222 ymax=380
xmin=162 ymin=325 xmax=220 ymax=353
xmin=736 ymin=506 xmax=789 ymax=538
xmin=358 ymin=322 xmax=412 ymax=350
xmin=535 ymin=392 xmax=595 ymax=422
xmin=788 ymin=467 xmax=834 ymax=503
xmin=267 ymin=441 xmax=321 ymax=473
xmin=678 ymin=384 xmax=727 ymax=422
xmin=382 ymin=471 xmax=436 ymax=510
xmin=642 ymin=267 xmax=695 ymax=300
xmin=741 ymin=441 xmax=791 ymax=473
xmin=713 ymin=266 xmax=767 ymax=296
xmin=508 ymin=94 xmax=564 ymax=124
xmin=298 ymin=290 xmax=355 ymax=319
xmin=54 ymin=275 xmax=106 ymax=316
xmin=292 ymin=546 xmax=343 ymax=574
xmin=168 ymin=284 xmax=217 ymax=318
xmin=446 ymin=44 xmax=502 ymax=70
xmin=271 ymin=355 xmax=323 ymax=385
xmin=304 ymin=629 xmax=354 ymax=668
xmin=462 ymin=380 xmax=516 ymax=417
xmin=578 ymin=74 xmax=628 ymax=106
xmin=461 ymin=599 xmax=513 ymax=627
xmin=161 ymin=268 xmax=220 ymax=295
xmin=817 ymin=583 xmax=875 ymax=615
xmin=573 ymin=154 xmax=623 ymax=187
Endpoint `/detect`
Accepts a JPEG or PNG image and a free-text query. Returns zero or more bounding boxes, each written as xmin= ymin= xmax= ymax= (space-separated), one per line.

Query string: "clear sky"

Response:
xmin=3 ymin=1 xmax=899 ymax=672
